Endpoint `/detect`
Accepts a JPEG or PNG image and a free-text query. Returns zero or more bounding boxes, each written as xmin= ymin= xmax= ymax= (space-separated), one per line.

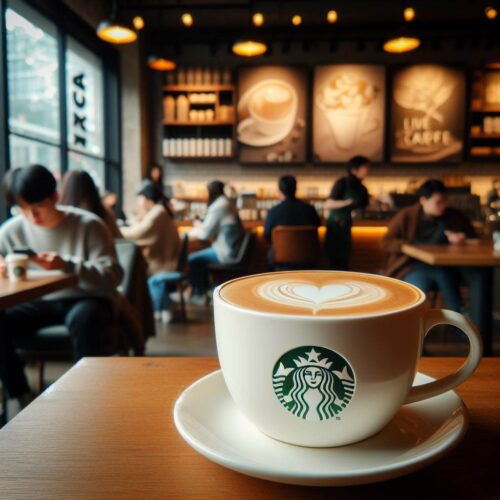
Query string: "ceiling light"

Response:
xmin=292 ymin=15 xmax=302 ymax=26
xmin=403 ymin=7 xmax=416 ymax=22
xmin=148 ymin=56 xmax=176 ymax=71
xmin=232 ymin=40 xmax=267 ymax=57
xmin=132 ymin=16 xmax=144 ymax=30
xmin=485 ymin=6 xmax=498 ymax=19
xmin=97 ymin=20 xmax=137 ymax=44
xmin=182 ymin=12 xmax=193 ymax=27
xmin=253 ymin=12 xmax=264 ymax=27
xmin=383 ymin=36 xmax=420 ymax=53
xmin=327 ymin=10 xmax=338 ymax=23
xmin=96 ymin=0 xmax=137 ymax=44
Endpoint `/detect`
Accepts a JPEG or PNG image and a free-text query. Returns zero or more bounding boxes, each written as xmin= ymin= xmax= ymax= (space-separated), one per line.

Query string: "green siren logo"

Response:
xmin=272 ymin=346 xmax=355 ymax=421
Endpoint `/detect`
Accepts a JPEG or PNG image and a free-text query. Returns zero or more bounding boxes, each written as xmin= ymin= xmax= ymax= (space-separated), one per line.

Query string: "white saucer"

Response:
xmin=174 ymin=370 xmax=468 ymax=487
xmin=237 ymin=117 xmax=293 ymax=147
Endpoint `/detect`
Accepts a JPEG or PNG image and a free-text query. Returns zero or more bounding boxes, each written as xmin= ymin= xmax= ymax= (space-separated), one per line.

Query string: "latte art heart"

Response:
xmin=257 ymin=280 xmax=386 ymax=313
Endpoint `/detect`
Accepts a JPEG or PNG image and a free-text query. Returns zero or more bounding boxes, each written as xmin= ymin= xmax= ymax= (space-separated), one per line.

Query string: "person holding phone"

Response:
xmin=0 ymin=165 xmax=123 ymax=407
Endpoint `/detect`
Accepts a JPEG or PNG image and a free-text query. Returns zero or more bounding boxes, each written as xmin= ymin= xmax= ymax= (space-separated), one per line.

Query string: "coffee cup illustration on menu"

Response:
xmin=316 ymin=72 xmax=379 ymax=151
xmin=238 ymin=79 xmax=298 ymax=147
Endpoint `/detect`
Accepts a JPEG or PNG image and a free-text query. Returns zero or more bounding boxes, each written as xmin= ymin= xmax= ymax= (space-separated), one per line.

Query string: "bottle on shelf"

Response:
xmin=203 ymin=67 xmax=211 ymax=85
xmin=222 ymin=68 xmax=232 ymax=84
xmin=194 ymin=66 xmax=203 ymax=85
xmin=212 ymin=67 xmax=221 ymax=85
xmin=177 ymin=94 xmax=189 ymax=122
xmin=177 ymin=67 xmax=186 ymax=85
xmin=187 ymin=67 xmax=195 ymax=85
xmin=163 ymin=95 xmax=175 ymax=122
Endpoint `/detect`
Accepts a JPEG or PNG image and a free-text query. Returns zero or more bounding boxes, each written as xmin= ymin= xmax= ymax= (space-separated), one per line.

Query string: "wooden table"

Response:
xmin=0 ymin=357 xmax=497 ymax=499
xmin=402 ymin=241 xmax=500 ymax=356
xmin=401 ymin=241 xmax=500 ymax=267
xmin=0 ymin=271 xmax=77 ymax=425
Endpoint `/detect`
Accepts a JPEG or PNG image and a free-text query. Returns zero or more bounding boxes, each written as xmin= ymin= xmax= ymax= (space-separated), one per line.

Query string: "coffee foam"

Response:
xmin=219 ymin=271 xmax=422 ymax=317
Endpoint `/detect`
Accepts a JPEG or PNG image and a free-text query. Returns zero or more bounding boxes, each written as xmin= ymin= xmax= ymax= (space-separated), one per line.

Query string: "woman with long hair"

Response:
xmin=59 ymin=170 xmax=122 ymax=238
xmin=187 ymin=180 xmax=244 ymax=304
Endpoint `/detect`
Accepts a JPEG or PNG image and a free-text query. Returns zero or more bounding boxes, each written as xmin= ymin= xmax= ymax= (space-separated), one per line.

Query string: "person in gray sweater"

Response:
xmin=188 ymin=180 xmax=244 ymax=303
xmin=0 ymin=165 xmax=123 ymax=406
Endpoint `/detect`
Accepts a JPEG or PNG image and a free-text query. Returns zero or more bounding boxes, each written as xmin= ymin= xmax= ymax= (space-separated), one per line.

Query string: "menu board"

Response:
xmin=237 ymin=66 xmax=307 ymax=164
xmin=390 ymin=65 xmax=465 ymax=163
xmin=313 ymin=65 xmax=385 ymax=163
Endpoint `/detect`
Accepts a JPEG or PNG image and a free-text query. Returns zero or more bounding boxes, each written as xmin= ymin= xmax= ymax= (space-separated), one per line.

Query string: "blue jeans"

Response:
xmin=148 ymin=273 xmax=182 ymax=311
xmin=188 ymin=247 xmax=219 ymax=295
xmin=403 ymin=261 xmax=462 ymax=312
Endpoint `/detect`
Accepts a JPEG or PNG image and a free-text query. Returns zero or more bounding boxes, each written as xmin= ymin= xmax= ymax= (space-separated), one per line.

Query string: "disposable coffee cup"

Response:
xmin=214 ymin=270 xmax=482 ymax=447
xmin=5 ymin=253 xmax=29 ymax=283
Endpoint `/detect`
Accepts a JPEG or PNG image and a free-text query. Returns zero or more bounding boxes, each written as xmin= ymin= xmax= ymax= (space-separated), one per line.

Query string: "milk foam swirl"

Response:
xmin=257 ymin=280 xmax=386 ymax=314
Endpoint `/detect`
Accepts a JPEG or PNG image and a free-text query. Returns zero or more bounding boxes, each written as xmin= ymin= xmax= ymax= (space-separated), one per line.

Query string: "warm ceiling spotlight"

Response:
xmin=232 ymin=40 xmax=267 ymax=57
xmin=182 ymin=12 xmax=193 ymax=27
xmin=485 ymin=6 xmax=498 ymax=19
xmin=383 ymin=36 xmax=420 ymax=53
xmin=327 ymin=10 xmax=338 ymax=23
xmin=132 ymin=16 xmax=144 ymax=30
xmin=97 ymin=20 xmax=137 ymax=44
xmin=292 ymin=14 xmax=302 ymax=26
xmin=148 ymin=56 xmax=176 ymax=71
xmin=403 ymin=7 xmax=416 ymax=22
xmin=253 ymin=12 xmax=264 ymax=27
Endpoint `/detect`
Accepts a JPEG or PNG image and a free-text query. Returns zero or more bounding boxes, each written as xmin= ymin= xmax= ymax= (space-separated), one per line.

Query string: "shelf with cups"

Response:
xmin=468 ymin=69 xmax=500 ymax=159
xmin=162 ymin=82 xmax=236 ymax=161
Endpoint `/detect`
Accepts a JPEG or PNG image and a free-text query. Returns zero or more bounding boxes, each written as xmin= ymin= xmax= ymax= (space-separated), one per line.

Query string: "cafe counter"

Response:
xmin=178 ymin=220 xmax=389 ymax=274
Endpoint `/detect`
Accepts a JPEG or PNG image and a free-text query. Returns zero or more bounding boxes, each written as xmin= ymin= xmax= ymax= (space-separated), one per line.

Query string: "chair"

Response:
xmin=147 ymin=234 xmax=189 ymax=321
xmin=206 ymin=230 xmax=255 ymax=287
xmin=15 ymin=239 xmax=148 ymax=394
xmin=272 ymin=225 xmax=320 ymax=270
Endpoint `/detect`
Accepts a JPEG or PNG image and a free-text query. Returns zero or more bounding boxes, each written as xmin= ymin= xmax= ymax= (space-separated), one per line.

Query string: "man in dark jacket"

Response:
xmin=381 ymin=179 xmax=476 ymax=312
xmin=264 ymin=175 xmax=321 ymax=267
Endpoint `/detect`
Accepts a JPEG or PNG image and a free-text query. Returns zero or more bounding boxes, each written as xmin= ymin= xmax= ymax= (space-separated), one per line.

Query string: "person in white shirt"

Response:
xmin=188 ymin=180 xmax=244 ymax=303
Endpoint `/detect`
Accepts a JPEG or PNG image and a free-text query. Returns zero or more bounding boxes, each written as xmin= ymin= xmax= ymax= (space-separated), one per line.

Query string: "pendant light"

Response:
xmin=384 ymin=5 xmax=420 ymax=53
xmin=232 ymin=40 xmax=267 ymax=57
xmin=148 ymin=56 xmax=176 ymax=71
xmin=97 ymin=0 xmax=137 ymax=44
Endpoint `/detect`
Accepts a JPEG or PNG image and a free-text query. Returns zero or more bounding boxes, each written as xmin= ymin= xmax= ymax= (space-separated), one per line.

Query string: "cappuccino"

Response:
xmin=219 ymin=271 xmax=421 ymax=317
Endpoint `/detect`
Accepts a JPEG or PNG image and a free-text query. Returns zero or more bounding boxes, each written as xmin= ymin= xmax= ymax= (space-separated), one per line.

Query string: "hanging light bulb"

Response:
xmin=292 ymin=15 xmax=302 ymax=26
xmin=133 ymin=16 xmax=145 ymax=30
xmin=148 ymin=56 xmax=176 ymax=71
xmin=403 ymin=7 xmax=416 ymax=22
xmin=327 ymin=10 xmax=338 ymax=24
xmin=485 ymin=6 xmax=498 ymax=19
xmin=383 ymin=36 xmax=420 ymax=53
xmin=97 ymin=0 xmax=137 ymax=44
xmin=232 ymin=40 xmax=267 ymax=57
xmin=182 ymin=12 xmax=194 ymax=27
xmin=253 ymin=12 xmax=264 ymax=27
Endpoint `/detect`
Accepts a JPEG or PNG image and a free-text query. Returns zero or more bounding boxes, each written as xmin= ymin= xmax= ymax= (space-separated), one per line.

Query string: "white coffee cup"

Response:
xmin=5 ymin=253 xmax=29 ymax=283
xmin=214 ymin=271 xmax=482 ymax=448
xmin=248 ymin=82 xmax=297 ymax=137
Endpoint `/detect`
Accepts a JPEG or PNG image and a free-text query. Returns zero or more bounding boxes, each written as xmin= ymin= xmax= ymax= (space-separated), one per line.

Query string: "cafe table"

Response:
xmin=0 ymin=271 xmax=78 ymax=425
xmin=401 ymin=240 xmax=500 ymax=356
xmin=0 ymin=357 xmax=497 ymax=499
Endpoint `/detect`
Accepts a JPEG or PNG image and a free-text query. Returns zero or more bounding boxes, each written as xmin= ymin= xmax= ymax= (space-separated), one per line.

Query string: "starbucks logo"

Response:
xmin=272 ymin=346 xmax=355 ymax=421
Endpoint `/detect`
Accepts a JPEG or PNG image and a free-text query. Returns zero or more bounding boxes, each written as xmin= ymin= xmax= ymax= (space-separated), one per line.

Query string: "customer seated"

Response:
xmin=60 ymin=170 xmax=122 ymax=238
xmin=264 ymin=175 xmax=320 ymax=267
xmin=121 ymin=184 xmax=180 ymax=321
xmin=381 ymin=179 xmax=476 ymax=311
xmin=0 ymin=165 xmax=123 ymax=407
xmin=188 ymin=180 xmax=244 ymax=304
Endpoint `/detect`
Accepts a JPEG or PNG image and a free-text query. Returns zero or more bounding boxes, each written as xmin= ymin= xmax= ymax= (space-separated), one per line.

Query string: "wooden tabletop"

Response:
xmin=0 ymin=271 xmax=77 ymax=311
xmin=401 ymin=241 xmax=500 ymax=266
xmin=0 ymin=357 xmax=497 ymax=499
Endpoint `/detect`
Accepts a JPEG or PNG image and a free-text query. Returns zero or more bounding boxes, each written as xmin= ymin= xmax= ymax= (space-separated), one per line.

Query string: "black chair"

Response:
xmin=206 ymin=231 xmax=255 ymax=289
xmin=15 ymin=239 xmax=146 ymax=394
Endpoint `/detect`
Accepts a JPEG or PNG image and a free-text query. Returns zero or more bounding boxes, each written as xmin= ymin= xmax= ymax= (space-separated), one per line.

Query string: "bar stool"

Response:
xmin=272 ymin=225 xmax=320 ymax=270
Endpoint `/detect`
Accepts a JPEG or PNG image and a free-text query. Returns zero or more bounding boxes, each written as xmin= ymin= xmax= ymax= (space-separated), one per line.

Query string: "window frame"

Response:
xmin=0 ymin=0 xmax=121 ymax=220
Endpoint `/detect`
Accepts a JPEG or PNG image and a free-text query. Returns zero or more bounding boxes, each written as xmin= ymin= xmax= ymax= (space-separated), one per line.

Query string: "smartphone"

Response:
xmin=13 ymin=248 xmax=37 ymax=257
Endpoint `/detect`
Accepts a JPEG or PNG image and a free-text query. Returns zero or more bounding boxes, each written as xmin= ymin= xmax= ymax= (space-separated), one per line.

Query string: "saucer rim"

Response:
xmin=237 ymin=117 xmax=293 ymax=147
xmin=173 ymin=370 xmax=468 ymax=486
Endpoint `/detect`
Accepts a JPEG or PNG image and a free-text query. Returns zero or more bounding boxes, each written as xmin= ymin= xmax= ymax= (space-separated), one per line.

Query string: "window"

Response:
xmin=68 ymin=151 xmax=105 ymax=191
xmin=6 ymin=1 xmax=60 ymax=145
xmin=66 ymin=37 xmax=104 ymax=159
xmin=9 ymin=135 xmax=60 ymax=178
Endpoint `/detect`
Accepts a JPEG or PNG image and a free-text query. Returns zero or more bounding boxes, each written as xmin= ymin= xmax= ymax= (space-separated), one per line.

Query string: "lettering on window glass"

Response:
xmin=72 ymin=73 xmax=87 ymax=147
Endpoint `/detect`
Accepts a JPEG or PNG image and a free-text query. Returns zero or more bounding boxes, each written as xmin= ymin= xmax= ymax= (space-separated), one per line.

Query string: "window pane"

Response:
xmin=6 ymin=1 xmax=60 ymax=144
xmin=66 ymin=37 xmax=105 ymax=158
xmin=68 ymin=151 xmax=105 ymax=192
xmin=10 ymin=134 xmax=61 ymax=179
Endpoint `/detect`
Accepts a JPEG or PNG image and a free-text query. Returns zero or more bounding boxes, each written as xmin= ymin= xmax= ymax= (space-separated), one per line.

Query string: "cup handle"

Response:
xmin=404 ymin=309 xmax=482 ymax=405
